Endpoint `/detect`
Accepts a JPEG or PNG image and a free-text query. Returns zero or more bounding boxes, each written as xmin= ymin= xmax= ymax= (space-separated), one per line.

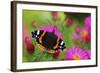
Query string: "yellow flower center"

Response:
xmin=73 ymin=54 xmax=81 ymax=60
xmin=81 ymin=31 xmax=88 ymax=39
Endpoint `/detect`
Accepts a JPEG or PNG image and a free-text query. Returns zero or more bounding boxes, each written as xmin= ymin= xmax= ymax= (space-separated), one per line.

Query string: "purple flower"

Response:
xmin=72 ymin=32 xmax=79 ymax=40
xmin=85 ymin=50 xmax=91 ymax=59
xmin=72 ymin=27 xmax=91 ymax=43
xmin=66 ymin=47 xmax=90 ymax=60
xmin=38 ymin=25 xmax=63 ymax=39
xmin=84 ymin=16 xmax=91 ymax=31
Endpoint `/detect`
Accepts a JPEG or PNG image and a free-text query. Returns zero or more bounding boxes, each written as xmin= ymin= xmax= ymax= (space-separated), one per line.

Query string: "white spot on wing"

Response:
xmin=37 ymin=30 xmax=40 ymax=35
xmin=35 ymin=35 xmax=38 ymax=38
xmin=61 ymin=41 xmax=64 ymax=45
xmin=60 ymin=46 xmax=62 ymax=48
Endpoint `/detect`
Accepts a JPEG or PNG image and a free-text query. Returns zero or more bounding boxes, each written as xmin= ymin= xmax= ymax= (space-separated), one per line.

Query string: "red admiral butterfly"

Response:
xmin=31 ymin=25 xmax=66 ymax=53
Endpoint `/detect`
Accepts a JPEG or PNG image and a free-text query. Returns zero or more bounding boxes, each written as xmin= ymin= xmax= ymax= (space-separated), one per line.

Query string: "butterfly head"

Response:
xmin=31 ymin=30 xmax=40 ymax=40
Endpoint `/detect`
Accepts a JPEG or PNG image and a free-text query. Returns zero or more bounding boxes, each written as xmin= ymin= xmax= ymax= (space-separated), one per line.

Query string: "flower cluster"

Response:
xmin=23 ymin=26 xmax=34 ymax=54
xmin=72 ymin=16 xmax=91 ymax=43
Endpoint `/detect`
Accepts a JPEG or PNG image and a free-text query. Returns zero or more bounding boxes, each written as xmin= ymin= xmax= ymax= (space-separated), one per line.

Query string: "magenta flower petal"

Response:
xmin=85 ymin=50 xmax=91 ymax=59
xmin=84 ymin=16 xmax=91 ymax=31
xmin=79 ymin=51 xmax=89 ymax=59
xmin=66 ymin=48 xmax=74 ymax=60
xmin=38 ymin=25 xmax=63 ymax=39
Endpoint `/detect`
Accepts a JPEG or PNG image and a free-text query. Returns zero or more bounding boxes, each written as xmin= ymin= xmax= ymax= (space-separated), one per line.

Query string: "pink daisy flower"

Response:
xmin=66 ymin=47 xmax=89 ymax=60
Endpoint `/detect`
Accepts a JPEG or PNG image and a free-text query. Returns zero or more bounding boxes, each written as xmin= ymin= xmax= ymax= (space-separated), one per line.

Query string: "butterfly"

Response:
xmin=31 ymin=25 xmax=66 ymax=53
